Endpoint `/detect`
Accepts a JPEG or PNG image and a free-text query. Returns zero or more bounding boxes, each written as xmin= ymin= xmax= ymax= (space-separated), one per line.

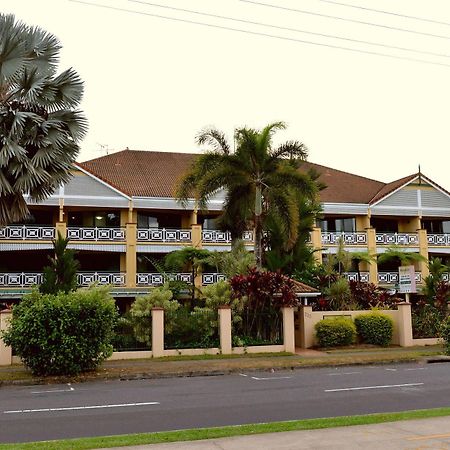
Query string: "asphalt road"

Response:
xmin=1 ymin=362 xmax=450 ymax=444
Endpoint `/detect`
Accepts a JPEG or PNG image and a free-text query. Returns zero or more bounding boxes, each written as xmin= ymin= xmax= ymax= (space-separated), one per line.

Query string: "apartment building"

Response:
xmin=0 ymin=149 xmax=449 ymax=301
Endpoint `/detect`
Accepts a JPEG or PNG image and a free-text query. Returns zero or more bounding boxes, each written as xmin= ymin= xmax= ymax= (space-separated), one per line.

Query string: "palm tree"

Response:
xmin=0 ymin=14 xmax=88 ymax=225
xmin=176 ymin=122 xmax=318 ymax=268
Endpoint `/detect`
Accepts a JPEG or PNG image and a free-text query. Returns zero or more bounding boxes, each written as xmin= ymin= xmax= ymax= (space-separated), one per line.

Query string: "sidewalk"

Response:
xmin=0 ymin=345 xmax=444 ymax=386
xmin=101 ymin=416 xmax=450 ymax=449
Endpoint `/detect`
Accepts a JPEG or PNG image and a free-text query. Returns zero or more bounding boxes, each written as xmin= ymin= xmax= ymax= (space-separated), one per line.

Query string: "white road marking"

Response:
xmin=251 ymin=376 xmax=292 ymax=380
xmin=239 ymin=373 xmax=248 ymax=377
xmin=404 ymin=368 xmax=427 ymax=371
xmin=325 ymin=383 xmax=424 ymax=393
xmin=327 ymin=372 xmax=361 ymax=376
xmin=31 ymin=383 xmax=75 ymax=394
xmin=385 ymin=368 xmax=397 ymax=371
xmin=4 ymin=402 xmax=160 ymax=414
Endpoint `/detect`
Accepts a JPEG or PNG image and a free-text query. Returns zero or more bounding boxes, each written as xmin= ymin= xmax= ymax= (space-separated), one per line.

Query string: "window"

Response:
xmin=318 ymin=217 xmax=355 ymax=233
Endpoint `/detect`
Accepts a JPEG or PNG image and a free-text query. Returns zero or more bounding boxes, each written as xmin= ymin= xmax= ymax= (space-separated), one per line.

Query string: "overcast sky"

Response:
xmin=3 ymin=0 xmax=450 ymax=189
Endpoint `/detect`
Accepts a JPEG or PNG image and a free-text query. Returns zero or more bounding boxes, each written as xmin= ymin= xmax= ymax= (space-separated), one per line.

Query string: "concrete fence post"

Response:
xmin=0 ymin=309 xmax=12 ymax=366
xmin=397 ymin=302 xmax=413 ymax=347
xmin=299 ymin=305 xmax=314 ymax=349
xmin=151 ymin=307 xmax=164 ymax=357
xmin=218 ymin=306 xmax=232 ymax=354
xmin=282 ymin=306 xmax=295 ymax=353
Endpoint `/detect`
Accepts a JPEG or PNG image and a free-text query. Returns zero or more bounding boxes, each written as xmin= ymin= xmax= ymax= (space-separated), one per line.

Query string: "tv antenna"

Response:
xmin=97 ymin=142 xmax=109 ymax=155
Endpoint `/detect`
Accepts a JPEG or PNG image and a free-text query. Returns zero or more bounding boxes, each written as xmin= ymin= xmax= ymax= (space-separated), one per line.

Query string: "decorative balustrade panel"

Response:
xmin=375 ymin=233 xmax=419 ymax=245
xmin=67 ymin=227 xmax=125 ymax=241
xmin=201 ymin=230 xmax=254 ymax=244
xmin=321 ymin=232 xmax=367 ymax=246
xmin=378 ymin=272 xmax=422 ymax=284
xmin=77 ymin=272 xmax=126 ymax=286
xmin=136 ymin=273 xmax=192 ymax=286
xmin=0 ymin=226 xmax=55 ymax=240
xmin=137 ymin=228 xmax=191 ymax=243
xmin=443 ymin=273 xmax=449 ymax=283
xmin=202 ymin=273 xmax=227 ymax=285
xmin=0 ymin=273 xmax=43 ymax=287
xmin=427 ymin=233 xmax=450 ymax=246
xmin=343 ymin=272 xmax=370 ymax=282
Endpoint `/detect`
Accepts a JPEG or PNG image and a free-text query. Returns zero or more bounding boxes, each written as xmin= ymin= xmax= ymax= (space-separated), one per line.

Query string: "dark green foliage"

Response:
xmin=40 ymin=232 xmax=79 ymax=294
xmin=176 ymin=122 xmax=319 ymax=268
xmin=441 ymin=316 xmax=450 ymax=356
xmin=421 ymin=258 xmax=450 ymax=314
xmin=315 ymin=317 xmax=356 ymax=348
xmin=2 ymin=287 xmax=117 ymax=376
xmin=412 ymin=304 xmax=444 ymax=339
xmin=354 ymin=312 xmax=394 ymax=346
xmin=165 ymin=247 xmax=211 ymax=300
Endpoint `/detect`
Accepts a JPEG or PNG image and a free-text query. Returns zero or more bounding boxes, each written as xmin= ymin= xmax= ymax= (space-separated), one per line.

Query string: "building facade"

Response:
xmin=1 ymin=149 xmax=449 ymax=301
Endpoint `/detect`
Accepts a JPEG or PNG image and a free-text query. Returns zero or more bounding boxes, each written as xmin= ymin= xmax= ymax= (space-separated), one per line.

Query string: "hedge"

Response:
xmin=354 ymin=312 xmax=394 ymax=346
xmin=315 ymin=316 xmax=356 ymax=348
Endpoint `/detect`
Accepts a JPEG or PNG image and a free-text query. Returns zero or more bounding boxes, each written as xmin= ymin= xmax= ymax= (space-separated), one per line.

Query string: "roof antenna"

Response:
xmin=418 ymin=164 xmax=422 ymax=185
xmin=97 ymin=143 xmax=109 ymax=155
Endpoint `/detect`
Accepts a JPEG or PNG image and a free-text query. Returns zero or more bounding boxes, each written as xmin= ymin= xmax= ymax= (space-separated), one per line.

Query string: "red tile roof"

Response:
xmin=78 ymin=149 xmax=425 ymax=205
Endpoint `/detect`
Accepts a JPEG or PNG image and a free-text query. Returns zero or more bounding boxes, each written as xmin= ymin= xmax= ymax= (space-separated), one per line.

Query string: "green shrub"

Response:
xmin=2 ymin=287 xmax=117 ymax=376
xmin=441 ymin=316 xmax=450 ymax=356
xmin=354 ymin=312 xmax=394 ymax=346
xmin=315 ymin=316 xmax=356 ymax=348
xmin=129 ymin=284 xmax=179 ymax=345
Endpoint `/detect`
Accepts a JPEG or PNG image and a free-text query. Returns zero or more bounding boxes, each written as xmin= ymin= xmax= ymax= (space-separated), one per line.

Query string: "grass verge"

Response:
xmin=1 ymin=407 xmax=450 ymax=450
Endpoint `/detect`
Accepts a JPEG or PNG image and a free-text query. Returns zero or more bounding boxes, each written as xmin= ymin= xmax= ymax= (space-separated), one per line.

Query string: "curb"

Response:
xmin=0 ymin=354 xmax=441 ymax=387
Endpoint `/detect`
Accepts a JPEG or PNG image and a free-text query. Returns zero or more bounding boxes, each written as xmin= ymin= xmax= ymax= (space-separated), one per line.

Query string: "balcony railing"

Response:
xmin=443 ymin=273 xmax=449 ymax=282
xmin=321 ymin=232 xmax=367 ymax=246
xmin=0 ymin=272 xmax=43 ymax=287
xmin=202 ymin=230 xmax=254 ymax=244
xmin=0 ymin=272 xmax=126 ymax=287
xmin=77 ymin=272 xmax=126 ymax=286
xmin=427 ymin=233 xmax=450 ymax=246
xmin=137 ymin=228 xmax=191 ymax=243
xmin=343 ymin=272 xmax=370 ymax=282
xmin=136 ymin=272 xmax=192 ymax=286
xmin=378 ymin=271 xmax=422 ymax=285
xmin=202 ymin=273 xmax=227 ymax=285
xmin=67 ymin=227 xmax=126 ymax=242
xmin=0 ymin=225 xmax=55 ymax=240
xmin=375 ymin=233 xmax=419 ymax=246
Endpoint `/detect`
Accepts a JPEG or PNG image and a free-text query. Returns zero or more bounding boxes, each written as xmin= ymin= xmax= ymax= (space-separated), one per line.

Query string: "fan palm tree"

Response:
xmin=176 ymin=122 xmax=318 ymax=268
xmin=0 ymin=14 xmax=88 ymax=225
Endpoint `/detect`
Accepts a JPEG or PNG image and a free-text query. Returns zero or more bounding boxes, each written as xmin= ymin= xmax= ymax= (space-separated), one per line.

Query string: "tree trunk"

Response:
xmin=254 ymin=183 xmax=263 ymax=269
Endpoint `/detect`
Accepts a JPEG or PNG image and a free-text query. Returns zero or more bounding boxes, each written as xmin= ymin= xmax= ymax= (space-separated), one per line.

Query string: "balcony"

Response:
xmin=0 ymin=225 xmax=55 ymax=240
xmin=321 ymin=232 xmax=367 ymax=246
xmin=67 ymin=227 xmax=126 ymax=242
xmin=137 ymin=228 xmax=191 ymax=243
xmin=427 ymin=233 xmax=450 ymax=246
xmin=375 ymin=233 xmax=419 ymax=246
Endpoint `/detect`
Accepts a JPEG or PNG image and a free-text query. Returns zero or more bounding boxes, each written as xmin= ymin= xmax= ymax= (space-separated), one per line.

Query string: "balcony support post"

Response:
xmin=366 ymin=227 xmax=378 ymax=285
xmin=55 ymin=221 xmax=67 ymax=239
xmin=418 ymin=229 xmax=429 ymax=279
xmin=126 ymin=222 xmax=137 ymax=288
xmin=310 ymin=227 xmax=322 ymax=264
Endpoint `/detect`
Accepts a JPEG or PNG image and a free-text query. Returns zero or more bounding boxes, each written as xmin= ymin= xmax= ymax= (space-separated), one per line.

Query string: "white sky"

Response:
xmin=3 ymin=0 xmax=450 ymax=189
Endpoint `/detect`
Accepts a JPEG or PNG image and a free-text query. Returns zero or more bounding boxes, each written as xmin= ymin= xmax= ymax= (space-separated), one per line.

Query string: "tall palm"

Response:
xmin=0 ymin=14 xmax=88 ymax=225
xmin=176 ymin=122 xmax=318 ymax=268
